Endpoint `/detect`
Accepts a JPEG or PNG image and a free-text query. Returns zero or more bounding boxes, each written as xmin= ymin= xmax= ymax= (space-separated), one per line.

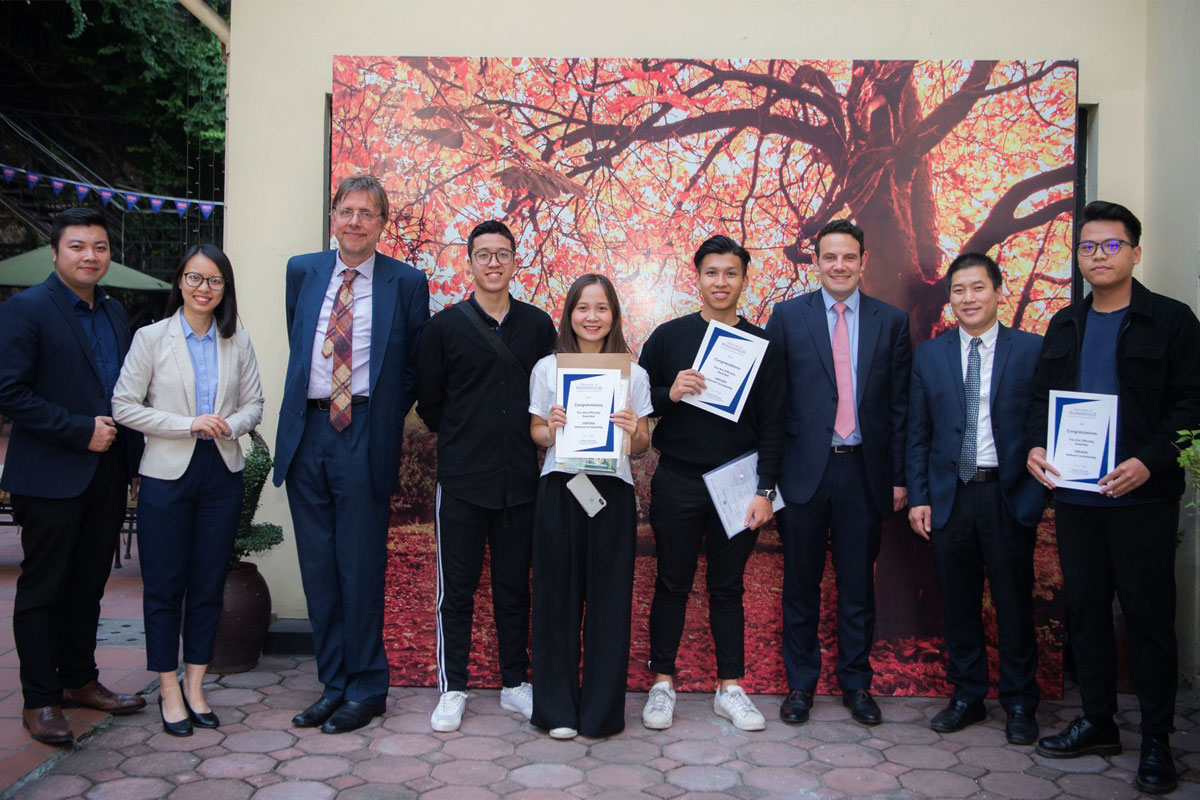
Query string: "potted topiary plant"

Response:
xmin=210 ymin=430 xmax=283 ymax=673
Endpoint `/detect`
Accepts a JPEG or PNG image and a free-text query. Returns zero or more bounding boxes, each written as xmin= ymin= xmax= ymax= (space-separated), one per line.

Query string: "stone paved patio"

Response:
xmin=6 ymin=655 xmax=1199 ymax=799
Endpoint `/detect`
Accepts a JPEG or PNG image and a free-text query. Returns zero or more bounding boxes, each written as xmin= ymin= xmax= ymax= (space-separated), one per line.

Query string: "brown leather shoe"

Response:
xmin=22 ymin=706 xmax=74 ymax=744
xmin=62 ymin=680 xmax=147 ymax=715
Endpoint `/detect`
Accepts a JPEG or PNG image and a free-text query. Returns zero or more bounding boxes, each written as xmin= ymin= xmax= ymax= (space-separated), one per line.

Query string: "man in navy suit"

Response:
xmin=906 ymin=252 xmax=1044 ymax=744
xmin=0 ymin=208 xmax=147 ymax=744
xmin=765 ymin=219 xmax=910 ymax=726
xmin=274 ymin=176 xmax=429 ymax=734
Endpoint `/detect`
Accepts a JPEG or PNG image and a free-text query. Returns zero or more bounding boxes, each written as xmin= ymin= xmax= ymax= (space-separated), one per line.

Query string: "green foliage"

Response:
xmin=1177 ymin=429 xmax=1200 ymax=509
xmin=233 ymin=431 xmax=283 ymax=570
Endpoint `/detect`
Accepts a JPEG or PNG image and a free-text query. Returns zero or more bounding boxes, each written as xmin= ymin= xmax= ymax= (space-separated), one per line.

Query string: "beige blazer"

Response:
xmin=112 ymin=313 xmax=265 ymax=480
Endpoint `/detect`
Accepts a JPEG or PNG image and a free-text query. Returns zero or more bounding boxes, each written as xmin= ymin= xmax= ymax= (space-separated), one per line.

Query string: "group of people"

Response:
xmin=0 ymin=180 xmax=1194 ymax=796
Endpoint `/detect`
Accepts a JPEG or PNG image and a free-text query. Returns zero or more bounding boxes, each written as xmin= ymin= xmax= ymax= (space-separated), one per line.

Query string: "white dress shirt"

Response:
xmin=959 ymin=322 xmax=998 ymax=469
xmin=307 ymin=251 xmax=374 ymax=399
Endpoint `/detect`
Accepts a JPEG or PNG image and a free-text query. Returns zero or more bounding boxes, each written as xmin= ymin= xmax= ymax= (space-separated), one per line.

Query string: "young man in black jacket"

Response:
xmin=1026 ymin=201 xmax=1200 ymax=795
xmin=638 ymin=235 xmax=784 ymax=731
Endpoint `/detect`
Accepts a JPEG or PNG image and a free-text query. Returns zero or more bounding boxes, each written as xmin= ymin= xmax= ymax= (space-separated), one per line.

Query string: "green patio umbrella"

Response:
xmin=0 ymin=246 xmax=172 ymax=291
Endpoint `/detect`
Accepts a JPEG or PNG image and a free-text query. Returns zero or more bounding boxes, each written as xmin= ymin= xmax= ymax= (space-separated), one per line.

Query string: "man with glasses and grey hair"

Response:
xmin=274 ymin=176 xmax=429 ymax=734
xmin=417 ymin=220 xmax=555 ymax=732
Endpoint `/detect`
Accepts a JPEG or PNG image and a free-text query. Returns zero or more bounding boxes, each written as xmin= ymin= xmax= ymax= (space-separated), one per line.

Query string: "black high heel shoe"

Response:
xmin=158 ymin=695 xmax=193 ymax=737
xmin=181 ymin=690 xmax=220 ymax=728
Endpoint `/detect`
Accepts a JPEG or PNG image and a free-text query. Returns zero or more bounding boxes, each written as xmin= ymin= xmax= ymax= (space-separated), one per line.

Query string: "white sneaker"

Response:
xmin=500 ymin=682 xmax=533 ymax=720
xmin=714 ymin=685 xmax=766 ymax=731
xmin=430 ymin=690 xmax=468 ymax=732
xmin=642 ymin=680 xmax=676 ymax=730
xmin=549 ymin=726 xmax=578 ymax=739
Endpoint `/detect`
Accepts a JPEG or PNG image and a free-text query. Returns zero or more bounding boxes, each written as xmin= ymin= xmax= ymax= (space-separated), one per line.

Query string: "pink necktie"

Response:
xmin=832 ymin=302 xmax=855 ymax=439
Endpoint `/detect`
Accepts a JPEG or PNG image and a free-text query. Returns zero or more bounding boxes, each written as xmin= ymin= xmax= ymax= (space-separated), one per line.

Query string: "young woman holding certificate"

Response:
xmin=528 ymin=274 xmax=652 ymax=739
xmin=112 ymin=245 xmax=264 ymax=736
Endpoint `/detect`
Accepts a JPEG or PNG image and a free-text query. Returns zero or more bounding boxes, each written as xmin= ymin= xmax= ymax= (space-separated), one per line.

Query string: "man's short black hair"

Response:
xmin=467 ymin=220 xmax=516 ymax=258
xmin=50 ymin=207 xmax=109 ymax=252
xmin=946 ymin=252 xmax=1003 ymax=292
xmin=692 ymin=235 xmax=750 ymax=272
xmin=814 ymin=219 xmax=864 ymax=256
xmin=1080 ymin=200 xmax=1142 ymax=246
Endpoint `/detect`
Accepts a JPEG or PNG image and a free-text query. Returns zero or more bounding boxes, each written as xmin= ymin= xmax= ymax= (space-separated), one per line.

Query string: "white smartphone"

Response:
xmin=566 ymin=473 xmax=607 ymax=518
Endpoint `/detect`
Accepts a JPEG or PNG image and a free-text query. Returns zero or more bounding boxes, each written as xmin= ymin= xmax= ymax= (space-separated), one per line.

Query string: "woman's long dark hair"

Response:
xmin=555 ymin=273 xmax=630 ymax=354
xmin=164 ymin=244 xmax=239 ymax=339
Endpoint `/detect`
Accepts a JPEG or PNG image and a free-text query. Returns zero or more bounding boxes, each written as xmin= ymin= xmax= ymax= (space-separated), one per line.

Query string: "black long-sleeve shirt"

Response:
xmin=639 ymin=312 xmax=784 ymax=490
xmin=416 ymin=294 xmax=556 ymax=508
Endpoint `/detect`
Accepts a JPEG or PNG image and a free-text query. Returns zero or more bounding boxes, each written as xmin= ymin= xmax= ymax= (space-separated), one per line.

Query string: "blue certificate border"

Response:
xmin=1051 ymin=395 xmax=1111 ymax=484
xmin=694 ymin=327 xmax=756 ymax=415
xmin=561 ymin=372 xmax=616 ymax=453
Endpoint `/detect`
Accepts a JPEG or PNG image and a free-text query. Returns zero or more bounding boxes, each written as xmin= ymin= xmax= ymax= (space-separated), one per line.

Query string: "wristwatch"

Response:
xmin=755 ymin=488 xmax=777 ymax=501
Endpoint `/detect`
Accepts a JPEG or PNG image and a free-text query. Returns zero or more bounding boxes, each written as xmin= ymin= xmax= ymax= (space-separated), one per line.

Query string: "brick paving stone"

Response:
xmin=205 ymin=689 xmax=263 ymax=707
xmin=243 ymin=773 xmax=281 ymax=789
xmin=11 ymin=774 xmax=91 ymax=800
xmin=587 ymin=739 xmax=655 ymax=763
xmin=90 ymin=727 xmax=150 ymax=748
xmin=222 ymin=730 xmax=294 ymax=753
xmin=218 ymin=672 xmax=280 ymax=689
xmin=664 ymin=766 xmax=737 ymax=792
xmin=325 ymin=775 xmax=363 ymax=790
xmin=82 ymin=769 xmax=124 ymax=783
xmin=458 ymin=714 xmax=522 ymax=736
xmin=802 ymin=721 xmax=867 ymax=743
xmin=722 ymin=759 xmax=754 ymax=773
xmin=495 ymin=754 xmax=527 ymax=769
xmin=370 ymin=732 xmax=441 ymax=757
xmin=404 ymin=776 xmax=443 ymax=793
xmin=239 ymin=710 xmax=302 ymax=730
xmin=810 ymin=742 xmax=884 ymax=767
xmin=958 ymin=744 xmax=1034 ymax=771
xmin=294 ymin=731 xmax=368 ymax=754
xmin=121 ymin=750 xmax=201 ymax=777
xmin=276 ymin=754 xmax=351 ymax=780
xmin=338 ymin=784 xmax=418 ymax=800
xmin=350 ymin=755 xmax=430 ymax=783
xmin=873 ymin=761 xmax=910 ymax=776
xmin=878 ymin=703 xmax=925 ymax=724
xmin=898 ymin=768 xmax=980 ymax=797
xmin=381 ymin=712 xmax=437 ymax=734
xmin=935 ymin=723 xmax=1008 ymax=746
xmin=976 ymin=771 xmax=1059 ymax=798
xmin=442 ymin=735 xmax=515 ymax=760
xmin=877 ymin=724 xmax=942 ymax=745
xmin=820 ymin=766 xmax=901 ymax=794
xmin=423 ymin=750 xmax=453 ymax=764
xmin=515 ymin=738 xmax=588 ymax=763
xmin=84 ymin=776 xmax=174 ymax=800
xmin=166 ymin=778 xmax=254 ymax=800
xmin=170 ymin=771 xmax=202 ymax=785
xmin=585 ymin=763 xmax=662 ymax=790
xmin=585 ymin=793 xmax=656 ymax=800
xmin=147 ymin=729 xmax=225 ymax=750
xmin=569 ymin=756 xmax=601 ymax=770
xmin=47 ymin=746 xmax=122 ymax=775
xmin=422 ymin=787 xmax=500 ymax=800
xmin=661 ymin=740 xmax=734 ymax=765
xmin=951 ymin=761 xmax=987 ymax=779
xmin=885 ymin=742 xmax=959 ymax=769
xmin=265 ymin=746 xmax=302 ymax=760
xmin=196 ymin=752 xmax=276 ymax=779
xmin=248 ymin=779 xmax=336 ymax=799
xmin=1031 ymin=752 xmax=1112 ymax=773
xmin=742 ymin=765 xmax=820 ymax=794
xmin=655 ymin=718 xmax=720 ymax=741
xmin=280 ymin=675 xmax=322 ymax=692
xmin=643 ymin=784 xmax=686 ymax=799
xmin=566 ymin=784 xmax=600 ymax=797
xmin=1056 ymin=773 xmax=1140 ymax=799
xmin=508 ymin=790 xmax=581 ymax=800
xmin=645 ymin=757 xmax=679 ymax=772
xmin=509 ymin=763 xmax=585 ymax=789
xmin=430 ymin=759 xmax=508 ymax=786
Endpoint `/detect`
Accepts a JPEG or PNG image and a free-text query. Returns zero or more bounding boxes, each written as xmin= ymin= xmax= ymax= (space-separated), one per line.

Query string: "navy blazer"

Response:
xmin=765 ymin=290 xmax=911 ymax=515
xmin=272 ymin=250 xmax=429 ymax=499
xmin=0 ymin=274 xmax=142 ymax=498
xmin=907 ymin=324 xmax=1046 ymax=530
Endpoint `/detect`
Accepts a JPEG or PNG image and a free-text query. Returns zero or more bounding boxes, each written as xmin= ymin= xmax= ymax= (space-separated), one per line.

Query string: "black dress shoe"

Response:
xmin=779 ymin=690 xmax=814 ymax=724
xmin=842 ymin=689 xmax=881 ymax=726
xmin=158 ymin=696 xmax=193 ymax=737
xmin=930 ymin=698 xmax=986 ymax=733
xmin=1005 ymin=705 xmax=1039 ymax=745
xmin=1135 ymin=735 xmax=1177 ymax=795
xmin=320 ymin=700 xmax=386 ymax=734
xmin=181 ymin=691 xmax=220 ymax=728
xmin=1035 ymin=716 xmax=1121 ymax=758
xmin=292 ymin=697 xmax=343 ymax=728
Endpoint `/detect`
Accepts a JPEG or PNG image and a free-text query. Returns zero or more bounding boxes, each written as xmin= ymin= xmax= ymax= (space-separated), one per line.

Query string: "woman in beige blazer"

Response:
xmin=113 ymin=244 xmax=263 ymax=737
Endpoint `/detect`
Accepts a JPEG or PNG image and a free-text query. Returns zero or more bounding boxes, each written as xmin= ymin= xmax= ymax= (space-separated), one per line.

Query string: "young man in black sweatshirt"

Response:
xmin=638 ymin=235 xmax=784 ymax=731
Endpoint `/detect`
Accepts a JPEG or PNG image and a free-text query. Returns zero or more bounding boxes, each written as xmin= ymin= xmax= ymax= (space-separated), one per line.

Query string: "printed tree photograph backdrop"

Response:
xmin=331 ymin=56 xmax=1078 ymax=696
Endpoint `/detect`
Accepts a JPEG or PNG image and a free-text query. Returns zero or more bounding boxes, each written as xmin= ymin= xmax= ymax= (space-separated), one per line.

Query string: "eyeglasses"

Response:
xmin=1077 ymin=239 xmax=1132 ymax=257
xmin=182 ymin=272 xmax=226 ymax=290
xmin=333 ymin=209 xmax=381 ymax=223
xmin=471 ymin=249 xmax=514 ymax=265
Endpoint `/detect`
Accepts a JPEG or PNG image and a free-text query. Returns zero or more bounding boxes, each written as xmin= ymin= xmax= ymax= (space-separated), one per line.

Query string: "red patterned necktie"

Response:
xmin=322 ymin=268 xmax=358 ymax=431
xmin=832 ymin=301 xmax=856 ymax=439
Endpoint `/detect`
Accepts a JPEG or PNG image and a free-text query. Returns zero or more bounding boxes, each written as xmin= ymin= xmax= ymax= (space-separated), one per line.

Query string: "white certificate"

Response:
xmin=702 ymin=450 xmax=785 ymax=539
xmin=1046 ymin=390 xmax=1118 ymax=492
xmin=682 ymin=319 xmax=769 ymax=423
xmin=556 ymin=367 xmax=622 ymax=460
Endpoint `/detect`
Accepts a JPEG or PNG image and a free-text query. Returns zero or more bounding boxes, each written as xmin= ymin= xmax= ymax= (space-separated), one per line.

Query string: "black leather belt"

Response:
xmin=831 ymin=444 xmax=860 ymax=454
xmin=964 ymin=467 xmax=999 ymax=483
xmin=307 ymin=395 xmax=369 ymax=411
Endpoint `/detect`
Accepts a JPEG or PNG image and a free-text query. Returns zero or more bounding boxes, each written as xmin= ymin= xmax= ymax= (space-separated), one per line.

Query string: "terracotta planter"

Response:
xmin=210 ymin=562 xmax=272 ymax=674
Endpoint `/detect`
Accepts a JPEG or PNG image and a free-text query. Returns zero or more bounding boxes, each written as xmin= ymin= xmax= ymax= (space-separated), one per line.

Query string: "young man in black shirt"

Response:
xmin=638 ymin=235 xmax=784 ymax=731
xmin=416 ymin=220 xmax=556 ymax=732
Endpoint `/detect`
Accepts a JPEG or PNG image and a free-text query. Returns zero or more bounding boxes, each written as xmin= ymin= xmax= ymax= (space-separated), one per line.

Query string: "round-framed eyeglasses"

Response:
xmin=1077 ymin=239 xmax=1132 ymax=258
xmin=182 ymin=272 xmax=226 ymax=290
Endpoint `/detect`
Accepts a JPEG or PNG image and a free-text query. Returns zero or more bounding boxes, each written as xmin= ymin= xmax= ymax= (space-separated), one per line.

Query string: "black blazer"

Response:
xmin=0 ymin=274 xmax=142 ymax=498
xmin=765 ymin=289 xmax=911 ymax=515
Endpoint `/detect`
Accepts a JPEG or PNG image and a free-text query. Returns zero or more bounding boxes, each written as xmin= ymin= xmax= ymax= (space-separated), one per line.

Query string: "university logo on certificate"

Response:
xmin=682 ymin=319 xmax=769 ymax=423
xmin=1046 ymin=390 xmax=1118 ymax=492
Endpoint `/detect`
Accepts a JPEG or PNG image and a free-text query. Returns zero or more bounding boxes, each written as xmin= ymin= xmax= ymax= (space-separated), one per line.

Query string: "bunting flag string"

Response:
xmin=0 ymin=162 xmax=225 ymax=217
